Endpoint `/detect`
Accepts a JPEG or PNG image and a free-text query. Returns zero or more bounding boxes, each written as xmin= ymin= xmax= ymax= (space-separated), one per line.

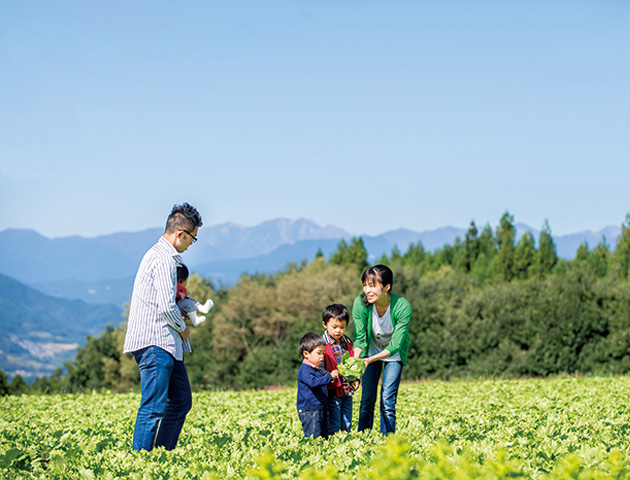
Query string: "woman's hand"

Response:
xmin=363 ymin=350 xmax=391 ymax=366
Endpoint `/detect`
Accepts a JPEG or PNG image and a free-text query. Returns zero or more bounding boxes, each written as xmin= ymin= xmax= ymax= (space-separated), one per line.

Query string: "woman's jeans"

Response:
xmin=358 ymin=360 xmax=403 ymax=435
xmin=327 ymin=393 xmax=353 ymax=435
xmin=132 ymin=346 xmax=192 ymax=451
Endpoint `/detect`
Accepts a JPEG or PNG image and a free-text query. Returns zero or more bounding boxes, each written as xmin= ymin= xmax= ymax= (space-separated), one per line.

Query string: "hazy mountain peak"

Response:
xmin=213 ymin=222 xmax=247 ymax=233
xmin=1 ymin=228 xmax=49 ymax=241
xmin=0 ymin=218 xmax=624 ymax=308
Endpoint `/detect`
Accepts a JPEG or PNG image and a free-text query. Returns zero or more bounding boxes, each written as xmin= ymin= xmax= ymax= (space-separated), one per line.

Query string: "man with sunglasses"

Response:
xmin=124 ymin=202 xmax=203 ymax=451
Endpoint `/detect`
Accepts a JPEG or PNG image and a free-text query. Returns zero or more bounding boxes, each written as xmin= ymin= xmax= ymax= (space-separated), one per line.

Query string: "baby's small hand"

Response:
xmin=330 ymin=369 xmax=339 ymax=379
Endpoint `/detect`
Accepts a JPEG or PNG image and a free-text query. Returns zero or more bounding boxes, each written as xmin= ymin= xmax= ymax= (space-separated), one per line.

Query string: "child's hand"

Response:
xmin=330 ymin=369 xmax=339 ymax=380
xmin=351 ymin=380 xmax=361 ymax=391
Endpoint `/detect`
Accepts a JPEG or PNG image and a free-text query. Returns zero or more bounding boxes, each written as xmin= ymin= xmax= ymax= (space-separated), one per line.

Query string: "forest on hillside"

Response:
xmin=3 ymin=211 xmax=630 ymax=395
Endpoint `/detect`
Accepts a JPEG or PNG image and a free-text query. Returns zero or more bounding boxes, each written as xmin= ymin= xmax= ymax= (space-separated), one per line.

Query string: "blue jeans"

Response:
xmin=327 ymin=393 xmax=353 ymax=435
xmin=358 ymin=360 xmax=403 ymax=435
xmin=132 ymin=346 xmax=192 ymax=451
xmin=298 ymin=409 xmax=327 ymax=439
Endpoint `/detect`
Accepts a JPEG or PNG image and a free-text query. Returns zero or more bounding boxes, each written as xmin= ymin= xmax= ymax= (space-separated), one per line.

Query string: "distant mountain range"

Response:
xmin=0 ymin=273 xmax=123 ymax=380
xmin=0 ymin=218 xmax=623 ymax=381
xmin=0 ymin=218 xmax=622 ymax=310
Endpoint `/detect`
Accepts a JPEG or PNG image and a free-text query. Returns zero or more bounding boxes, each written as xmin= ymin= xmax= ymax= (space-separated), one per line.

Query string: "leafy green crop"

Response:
xmin=336 ymin=352 xmax=365 ymax=381
xmin=3 ymin=377 xmax=630 ymax=479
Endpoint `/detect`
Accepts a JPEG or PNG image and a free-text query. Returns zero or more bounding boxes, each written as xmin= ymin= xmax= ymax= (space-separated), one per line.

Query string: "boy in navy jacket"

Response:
xmin=296 ymin=332 xmax=339 ymax=438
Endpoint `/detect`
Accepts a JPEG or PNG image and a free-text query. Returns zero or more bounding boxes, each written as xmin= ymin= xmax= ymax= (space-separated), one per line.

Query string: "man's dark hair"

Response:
xmin=165 ymin=203 xmax=203 ymax=234
xmin=322 ymin=304 xmax=349 ymax=325
xmin=299 ymin=332 xmax=326 ymax=356
xmin=177 ymin=263 xmax=189 ymax=283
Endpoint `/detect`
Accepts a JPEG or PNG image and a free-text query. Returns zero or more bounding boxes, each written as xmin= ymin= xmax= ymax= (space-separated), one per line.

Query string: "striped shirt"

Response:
xmin=123 ymin=236 xmax=191 ymax=360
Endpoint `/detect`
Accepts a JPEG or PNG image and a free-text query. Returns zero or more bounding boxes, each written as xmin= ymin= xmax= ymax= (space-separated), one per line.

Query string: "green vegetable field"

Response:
xmin=3 ymin=376 xmax=630 ymax=479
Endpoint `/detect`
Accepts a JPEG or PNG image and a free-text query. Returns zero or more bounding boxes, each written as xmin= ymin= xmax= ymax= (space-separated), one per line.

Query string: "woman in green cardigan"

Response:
xmin=353 ymin=264 xmax=412 ymax=434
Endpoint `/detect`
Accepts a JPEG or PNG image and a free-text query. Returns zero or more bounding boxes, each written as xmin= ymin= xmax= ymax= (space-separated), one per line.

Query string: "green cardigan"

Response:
xmin=352 ymin=293 xmax=412 ymax=366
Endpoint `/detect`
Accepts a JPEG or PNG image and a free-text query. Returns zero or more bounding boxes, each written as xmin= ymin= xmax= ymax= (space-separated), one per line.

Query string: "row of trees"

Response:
xmin=4 ymin=212 xmax=630 ymax=394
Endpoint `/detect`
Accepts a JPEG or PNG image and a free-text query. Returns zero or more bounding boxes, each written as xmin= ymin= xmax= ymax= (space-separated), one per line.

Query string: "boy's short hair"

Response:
xmin=177 ymin=263 xmax=189 ymax=283
xmin=322 ymin=304 xmax=349 ymax=325
xmin=299 ymin=332 xmax=326 ymax=356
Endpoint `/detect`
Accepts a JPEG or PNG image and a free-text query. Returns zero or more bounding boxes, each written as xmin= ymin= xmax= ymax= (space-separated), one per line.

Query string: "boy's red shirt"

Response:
xmin=323 ymin=335 xmax=354 ymax=398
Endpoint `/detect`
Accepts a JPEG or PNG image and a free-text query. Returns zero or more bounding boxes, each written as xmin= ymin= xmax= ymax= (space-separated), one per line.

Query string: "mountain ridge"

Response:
xmin=0 ymin=218 xmax=624 ymax=380
xmin=0 ymin=273 xmax=123 ymax=380
xmin=0 ymin=219 xmax=622 ymax=308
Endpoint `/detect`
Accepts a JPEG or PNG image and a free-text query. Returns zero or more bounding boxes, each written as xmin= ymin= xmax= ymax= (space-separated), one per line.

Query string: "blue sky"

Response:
xmin=1 ymin=1 xmax=629 ymax=239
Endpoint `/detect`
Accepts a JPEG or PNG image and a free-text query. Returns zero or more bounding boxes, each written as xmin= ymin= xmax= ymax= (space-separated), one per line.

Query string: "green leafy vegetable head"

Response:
xmin=337 ymin=352 xmax=365 ymax=381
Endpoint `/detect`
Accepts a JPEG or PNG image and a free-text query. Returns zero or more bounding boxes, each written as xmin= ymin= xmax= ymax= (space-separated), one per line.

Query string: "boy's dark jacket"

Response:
xmin=323 ymin=335 xmax=354 ymax=398
xmin=296 ymin=363 xmax=332 ymax=410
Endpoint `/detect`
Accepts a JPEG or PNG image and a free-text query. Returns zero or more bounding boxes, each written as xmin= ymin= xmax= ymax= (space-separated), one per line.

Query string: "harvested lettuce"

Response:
xmin=337 ymin=352 xmax=365 ymax=381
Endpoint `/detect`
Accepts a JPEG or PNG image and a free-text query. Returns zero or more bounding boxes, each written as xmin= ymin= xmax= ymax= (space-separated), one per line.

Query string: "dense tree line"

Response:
xmin=4 ymin=212 xmax=630 ymax=395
